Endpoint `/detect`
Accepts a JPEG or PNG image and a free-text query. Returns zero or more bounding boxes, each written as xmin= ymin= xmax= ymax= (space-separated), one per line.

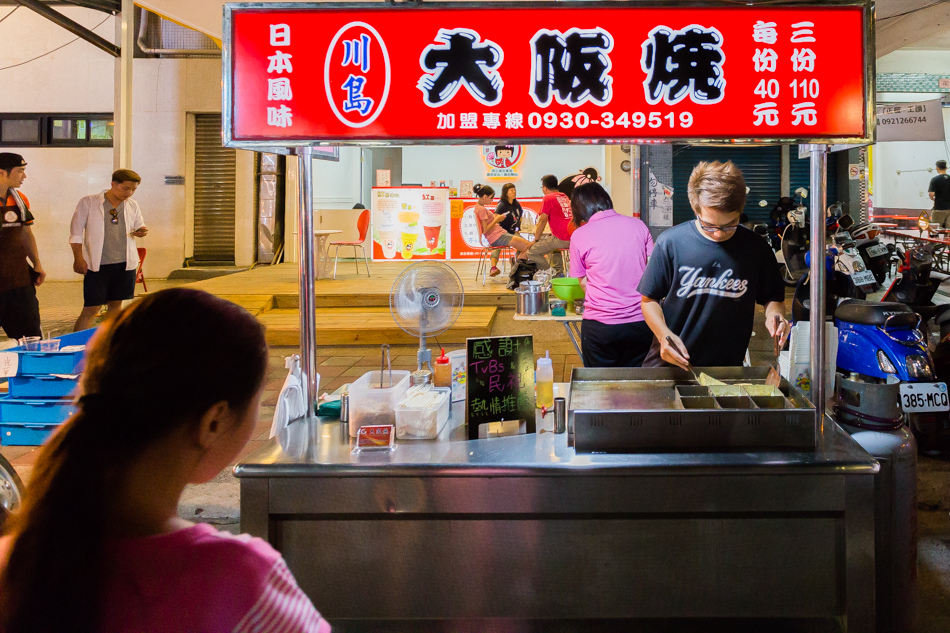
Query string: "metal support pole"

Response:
xmin=113 ymin=0 xmax=134 ymax=170
xmin=296 ymin=146 xmax=318 ymax=415
xmin=807 ymin=145 xmax=828 ymax=427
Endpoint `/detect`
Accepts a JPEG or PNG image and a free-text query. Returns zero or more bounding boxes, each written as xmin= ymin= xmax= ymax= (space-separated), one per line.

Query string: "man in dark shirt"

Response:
xmin=0 ymin=153 xmax=44 ymax=340
xmin=638 ymin=161 xmax=788 ymax=368
xmin=929 ymin=160 xmax=950 ymax=227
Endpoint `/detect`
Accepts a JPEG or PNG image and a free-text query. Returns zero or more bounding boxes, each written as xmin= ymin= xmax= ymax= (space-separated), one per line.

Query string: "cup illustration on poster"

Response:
xmin=398 ymin=211 xmax=421 ymax=259
xmin=378 ymin=223 xmax=399 ymax=259
xmin=422 ymin=207 xmax=443 ymax=252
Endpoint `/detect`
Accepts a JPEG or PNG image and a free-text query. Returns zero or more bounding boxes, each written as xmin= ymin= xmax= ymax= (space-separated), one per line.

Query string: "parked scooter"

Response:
xmin=833 ymin=299 xmax=942 ymax=429
xmin=0 ymin=453 xmax=22 ymax=530
xmin=921 ymin=312 xmax=950 ymax=453
xmin=779 ymin=190 xmax=810 ymax=286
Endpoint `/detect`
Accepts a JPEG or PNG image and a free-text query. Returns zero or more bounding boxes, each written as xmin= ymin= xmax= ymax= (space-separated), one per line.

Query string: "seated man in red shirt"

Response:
xmin=521 ymin=174 xmax=572 ymax=274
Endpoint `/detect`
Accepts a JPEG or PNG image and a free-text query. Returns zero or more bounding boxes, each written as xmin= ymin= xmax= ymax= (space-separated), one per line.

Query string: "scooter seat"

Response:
xmin=834 ymin=299 xmax=917 ymax=327
xmin=935 ymin=305 xmax=950 ymax=326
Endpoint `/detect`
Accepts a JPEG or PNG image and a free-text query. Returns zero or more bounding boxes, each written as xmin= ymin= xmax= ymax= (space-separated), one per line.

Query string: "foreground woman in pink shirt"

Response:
xmin=0 ymin=288 xmax=330 ymax=633
xmin=569 ymin=182 xmax=655 ymax=367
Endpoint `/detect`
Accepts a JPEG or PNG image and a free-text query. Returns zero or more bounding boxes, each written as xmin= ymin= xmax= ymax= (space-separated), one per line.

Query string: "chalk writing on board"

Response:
xmin=466 ymin=335 xmax=535 ymax=439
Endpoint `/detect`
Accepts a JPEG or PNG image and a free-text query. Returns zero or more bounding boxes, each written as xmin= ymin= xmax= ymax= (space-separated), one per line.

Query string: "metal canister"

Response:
xmin=339 ymin=391 xmax=350 ymax=438
xmin=553 ymin=397 xmax=566 ymax=434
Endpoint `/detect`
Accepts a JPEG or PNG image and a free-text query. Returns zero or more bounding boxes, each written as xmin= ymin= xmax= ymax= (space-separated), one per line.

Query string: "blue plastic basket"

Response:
xmin=9 ymin=328 xmax=96 ymax=376
xmin=0 ymin=397 xmax=76 ymax=424
xmin=0 ymin=422 xmax=60 ymax=446
xmin=7 ymin=374 xmax=79 ymax=399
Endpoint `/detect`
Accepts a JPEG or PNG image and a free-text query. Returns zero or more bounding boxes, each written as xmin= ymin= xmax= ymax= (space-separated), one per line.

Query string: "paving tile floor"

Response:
xmin=0 ymin=279 xmax=948 ymax=630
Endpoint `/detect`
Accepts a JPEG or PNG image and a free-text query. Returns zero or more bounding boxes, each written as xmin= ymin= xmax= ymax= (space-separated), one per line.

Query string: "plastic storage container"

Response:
xmin=8 ymin=374 xmax=79 ymax=399
xmin=348 ymin=370 xmax=411 ymax=437
xmin=10 ymin=328 xmax=95 ymax=376
xmin=395 ymin=388 xmax=450 ymax=440
xmin=0 ymin=422 xmax=61 ymax=446
xmin=0 ymin=397 xmax=76 ymax=424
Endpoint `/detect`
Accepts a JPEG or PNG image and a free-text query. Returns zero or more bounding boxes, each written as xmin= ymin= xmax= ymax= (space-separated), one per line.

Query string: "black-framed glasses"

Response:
xmin=109 ymin=209 xmax=118 ymax=225
xmin=696 ymin=216 xmax=740 ymax=233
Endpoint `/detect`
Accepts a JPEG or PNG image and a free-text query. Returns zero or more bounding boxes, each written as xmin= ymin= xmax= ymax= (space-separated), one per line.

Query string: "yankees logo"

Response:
xmin=675 ymin=266 xmax=749 ymax=299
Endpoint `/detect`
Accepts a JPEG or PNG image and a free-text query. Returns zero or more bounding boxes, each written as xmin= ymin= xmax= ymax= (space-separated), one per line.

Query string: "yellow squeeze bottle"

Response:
xmin=536 ymin=351 xmax=554 ymax=409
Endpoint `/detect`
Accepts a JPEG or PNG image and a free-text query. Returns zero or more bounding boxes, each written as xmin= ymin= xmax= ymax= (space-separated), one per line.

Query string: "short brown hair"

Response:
xmin=687 ymin=161 xmax=746 ymax=214
xmin=111 ymin=169 xmax=141 ymax=185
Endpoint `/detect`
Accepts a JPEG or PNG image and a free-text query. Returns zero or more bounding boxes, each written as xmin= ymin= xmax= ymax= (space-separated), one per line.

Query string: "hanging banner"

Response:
xmin=371 ymin=188 xmax=449 ymax=261
xmin=224 ymin=2 xmax=871 ymax=146
xmin=875 ymin=100 xmax=945 ymax=142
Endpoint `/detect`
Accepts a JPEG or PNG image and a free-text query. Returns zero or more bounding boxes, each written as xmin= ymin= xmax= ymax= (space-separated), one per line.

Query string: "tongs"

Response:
xmin=380 ymin=344 xmax=393 ymax=388
xmin=766 ymin=315 xmax=783 ymax=388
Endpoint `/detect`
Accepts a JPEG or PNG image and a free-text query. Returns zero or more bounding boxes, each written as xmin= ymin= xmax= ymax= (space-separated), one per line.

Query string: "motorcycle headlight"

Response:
xmin=853 ymin=260 xmax=865 ymax=272
xmin=877 ymin=350 xmax=897 ymax=374
xmin=907 ymin=354 xmax=933 ymax=380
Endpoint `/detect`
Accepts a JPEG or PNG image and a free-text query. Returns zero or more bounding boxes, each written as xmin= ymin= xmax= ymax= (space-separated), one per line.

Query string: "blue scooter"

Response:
xmin=790 ymin=247 xmax=944 ymax=429
xmin=834 ymin=299 xmax=944 ymax=429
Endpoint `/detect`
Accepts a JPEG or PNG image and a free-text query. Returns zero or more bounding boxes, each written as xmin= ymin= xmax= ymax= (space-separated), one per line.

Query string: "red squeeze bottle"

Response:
xmin=434 ymin=348 xmax=452 ymax=388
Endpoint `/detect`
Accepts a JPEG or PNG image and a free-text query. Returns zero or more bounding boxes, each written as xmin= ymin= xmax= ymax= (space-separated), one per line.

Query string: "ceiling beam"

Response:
xmin=13 ymin=0 xmax=120 ymax=57
xmin=877 ymin=3 xmax=950 ymax=57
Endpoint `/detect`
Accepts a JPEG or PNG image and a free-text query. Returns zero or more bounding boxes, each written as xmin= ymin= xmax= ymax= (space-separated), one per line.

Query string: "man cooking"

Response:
xmin=638 ymin=160 xmax=789 ymax=368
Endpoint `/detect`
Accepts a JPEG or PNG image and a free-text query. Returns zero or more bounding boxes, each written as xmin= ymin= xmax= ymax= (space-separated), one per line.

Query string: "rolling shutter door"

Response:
xmin=671 ymin=145 xmax=782 ymax=225
xmin=790 ymin=144 xmax=839 ymax=208
xmin=193 ymin=114 xmax=236 ymax=264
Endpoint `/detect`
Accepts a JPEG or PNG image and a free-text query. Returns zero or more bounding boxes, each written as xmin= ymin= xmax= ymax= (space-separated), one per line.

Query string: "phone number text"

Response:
xmin=524 ymin=111 xmax=694 ymax=130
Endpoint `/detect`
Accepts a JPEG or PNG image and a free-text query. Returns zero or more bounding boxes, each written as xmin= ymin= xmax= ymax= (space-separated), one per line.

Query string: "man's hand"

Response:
xmin=73 ymin=259 xmax=88 ymax=275
xmin=33 ymin=266 xmax=47 ymax=286
xmin=766 ymin=314 xmax=791 ymax=348
xmin=660 ymin=333 xmax=691 ymax=370
xmin=131 ymin=226 xmax=148 ymax=238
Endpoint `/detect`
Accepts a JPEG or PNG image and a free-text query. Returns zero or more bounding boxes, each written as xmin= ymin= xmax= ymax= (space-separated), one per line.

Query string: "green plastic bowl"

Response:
xmin=551 ymin=277 xmax=585 ymax=302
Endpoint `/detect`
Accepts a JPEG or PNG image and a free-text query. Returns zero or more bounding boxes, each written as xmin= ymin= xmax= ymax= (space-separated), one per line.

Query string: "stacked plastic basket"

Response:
xmin=0 ymin=329 xmax=96 ymax=446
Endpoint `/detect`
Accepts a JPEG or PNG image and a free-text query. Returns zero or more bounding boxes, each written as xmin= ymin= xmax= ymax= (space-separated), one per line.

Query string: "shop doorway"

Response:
xmin=192 ymin=113 xmax=236 ymax=265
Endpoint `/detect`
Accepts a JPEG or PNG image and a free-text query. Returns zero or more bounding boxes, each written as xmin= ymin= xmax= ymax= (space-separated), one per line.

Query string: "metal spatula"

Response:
xmin=666 ymin=335 xmax=700 ymax=383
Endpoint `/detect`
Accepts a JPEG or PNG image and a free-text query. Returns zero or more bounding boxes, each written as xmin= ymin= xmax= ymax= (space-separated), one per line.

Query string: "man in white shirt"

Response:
xmin=69 ymin=169 xmax=148 ymax=331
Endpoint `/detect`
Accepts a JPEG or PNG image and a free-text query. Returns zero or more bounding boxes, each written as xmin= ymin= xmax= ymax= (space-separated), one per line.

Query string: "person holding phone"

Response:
xmin=69 ymin=169 xmax=148 ymax=331
xmin=488 ymin=183 xmax=524 ymax=274
xmin=473 ymin=184 xmax=531 ymax=276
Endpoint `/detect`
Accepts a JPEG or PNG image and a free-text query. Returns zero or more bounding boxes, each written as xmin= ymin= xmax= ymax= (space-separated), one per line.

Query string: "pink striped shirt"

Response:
xmin=97 ymin=522 xmax=330 ymax=633
xmin=0 ymin=524 xmax=330 ymax=632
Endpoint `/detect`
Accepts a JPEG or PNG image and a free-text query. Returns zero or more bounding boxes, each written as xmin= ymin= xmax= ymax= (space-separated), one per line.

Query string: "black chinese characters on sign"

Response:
xmin=530 ymin=28 xmax=614 ymax=107
xmin=418 ymin=28 xmax=504 ymax=106
xmin=466 ymin=335 xmax=536 ymax=439
xmin=641 ymin=24 xmax=726 ymax=105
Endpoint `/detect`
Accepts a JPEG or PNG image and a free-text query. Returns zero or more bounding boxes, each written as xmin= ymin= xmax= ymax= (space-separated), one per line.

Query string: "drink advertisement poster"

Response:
xmin=372 ymin=188 xmax=449 ymax=260
xmin=450 ymin=198 xmax=543 ymax=260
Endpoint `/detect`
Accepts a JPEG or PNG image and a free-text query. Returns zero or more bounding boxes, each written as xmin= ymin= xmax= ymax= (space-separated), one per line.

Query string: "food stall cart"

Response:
xmin=224 ymin=2 xmax=880 ymax=630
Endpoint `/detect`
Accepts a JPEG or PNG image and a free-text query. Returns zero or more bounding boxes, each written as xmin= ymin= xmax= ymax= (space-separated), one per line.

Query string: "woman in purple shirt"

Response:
xmin=569 ymin=182 xmax=655 ymax=367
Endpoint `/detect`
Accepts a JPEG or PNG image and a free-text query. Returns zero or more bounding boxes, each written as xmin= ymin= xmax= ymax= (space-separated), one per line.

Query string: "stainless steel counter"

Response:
xmin=235 ymin=392 xmax=879 ymax=631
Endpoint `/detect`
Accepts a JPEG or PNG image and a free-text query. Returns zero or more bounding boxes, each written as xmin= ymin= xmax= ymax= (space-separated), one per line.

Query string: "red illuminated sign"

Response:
xmin=225 ymin=3 xmax=870 ymax=145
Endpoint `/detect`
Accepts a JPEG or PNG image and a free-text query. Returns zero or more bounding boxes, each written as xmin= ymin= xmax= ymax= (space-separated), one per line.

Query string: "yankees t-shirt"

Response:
xmin=637 ymin=221 xmax=785 ymax=367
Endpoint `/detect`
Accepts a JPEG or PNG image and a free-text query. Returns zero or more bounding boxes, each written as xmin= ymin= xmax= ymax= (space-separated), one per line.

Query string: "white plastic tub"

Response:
xmin=395 ymin=388 xmax=450 ymax=440
xmin=348 ymin=370 xmax=410 ymax=437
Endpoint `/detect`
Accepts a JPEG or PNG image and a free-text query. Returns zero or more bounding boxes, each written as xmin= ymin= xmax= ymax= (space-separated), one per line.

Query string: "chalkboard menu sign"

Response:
xmin=466 ymin=335 xmax=535 ymax=439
